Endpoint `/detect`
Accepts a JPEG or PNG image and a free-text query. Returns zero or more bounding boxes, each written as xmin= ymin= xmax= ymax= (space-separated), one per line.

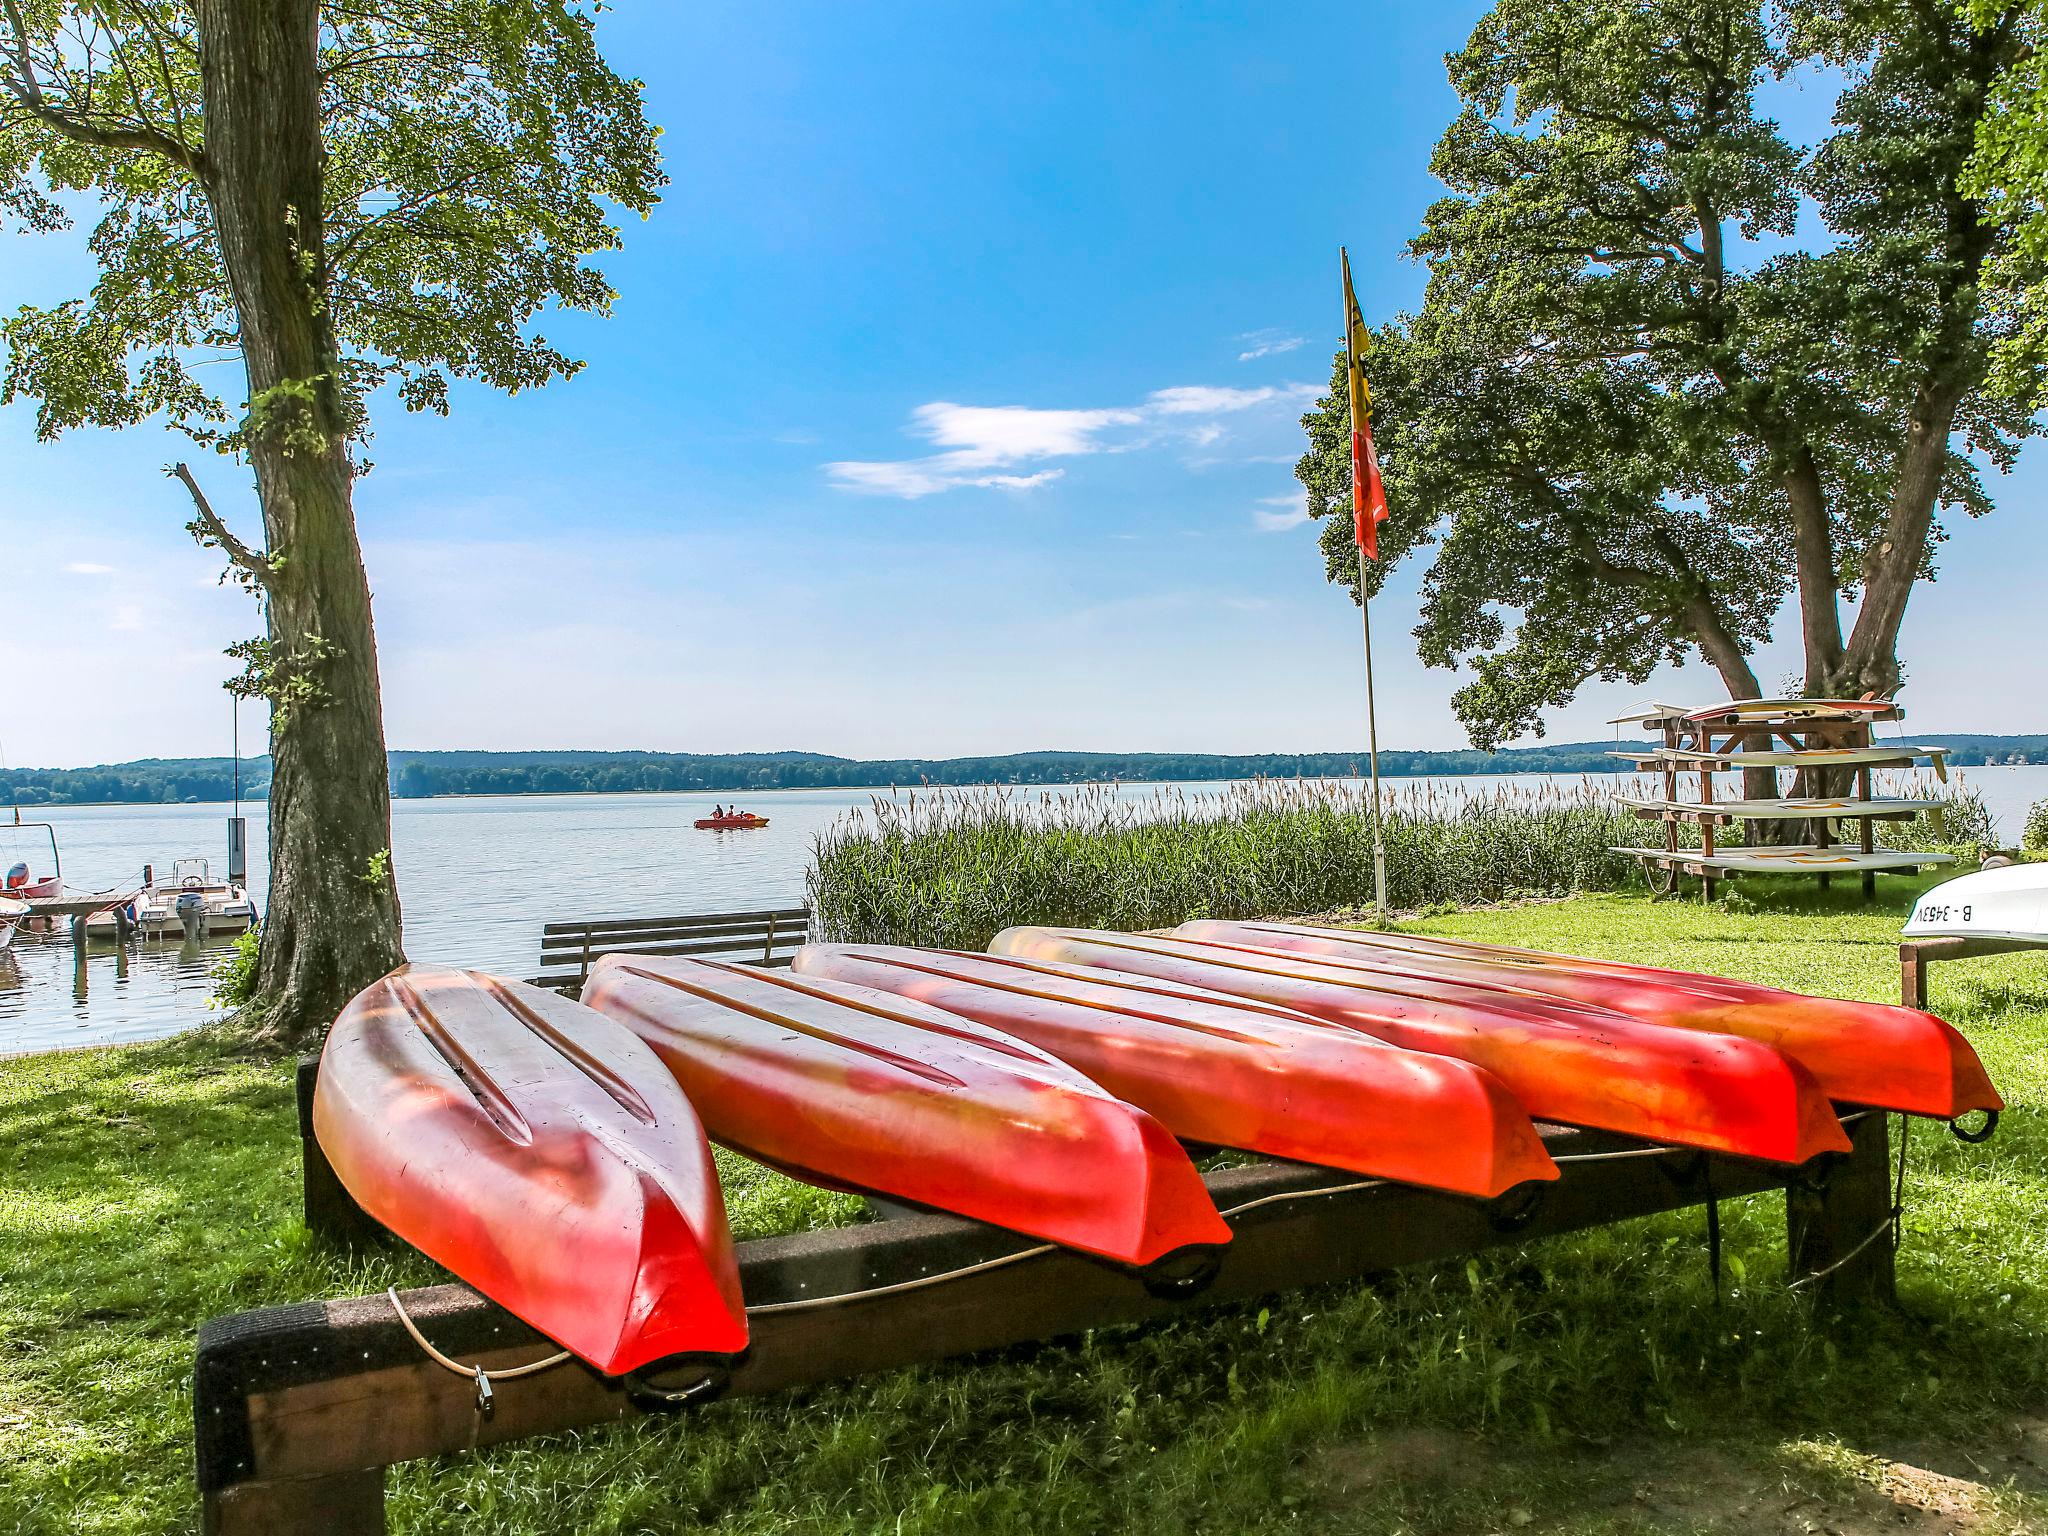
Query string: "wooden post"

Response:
xmin=1786 ymin=1110 xmax=1895 ymax=1307
xmin=201 ymin=1471 xmax=384 ymax=1536
xmin=296 ymin=1058 xmax=383 ymax=1245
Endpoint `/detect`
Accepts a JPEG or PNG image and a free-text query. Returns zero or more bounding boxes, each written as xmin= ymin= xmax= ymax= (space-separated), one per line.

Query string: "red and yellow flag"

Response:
xmin=1342 ymin=249 xmax=1390 ymax=562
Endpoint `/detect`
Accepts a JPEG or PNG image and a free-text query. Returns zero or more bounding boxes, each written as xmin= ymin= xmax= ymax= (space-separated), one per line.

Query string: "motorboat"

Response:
xmin=0 ymin=894 xmax=24 ymax=952
xmin=1905 ymin=863 xmax=2048 ymax=944
xmin=85 ymin=857 xmax=257 ymax=939
xmin=3 ymin=816 xmax=62 ymax=902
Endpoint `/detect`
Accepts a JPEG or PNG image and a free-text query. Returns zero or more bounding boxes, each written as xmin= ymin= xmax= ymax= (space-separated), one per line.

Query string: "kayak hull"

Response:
xmin=790 ymin=943 xmax=1557 ymax=1199
xmin=312 ymin=966 xmax=748 ymax=1376
xmin=1180 ymin=920 xmax=2003 ymax=1121
xmin=989 ymin=929 xmax=1850 ymax=1165
xmin=580 ymin=956 xmax=1231 ymax=1267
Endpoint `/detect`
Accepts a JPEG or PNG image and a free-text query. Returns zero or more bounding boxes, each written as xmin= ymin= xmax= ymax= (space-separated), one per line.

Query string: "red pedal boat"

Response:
xmin=1176 ymin=920 xmax=2002 ymax=1123
xmin=988 ymin=929 xmax=1851 ymax=1165
xmin=312 ymin=966 xmax=748 ymax=1376
xmin=791 ymin=943 xmax=1557 ymax=1199
xmin=580 ymin=955 xmax=1232 ymax=1270
xmin=694 ymin=813 xmax=768 ymax=830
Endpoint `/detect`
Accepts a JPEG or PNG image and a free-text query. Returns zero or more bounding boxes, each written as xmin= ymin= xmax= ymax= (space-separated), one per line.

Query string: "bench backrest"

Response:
xmin=529 ymin=905 xmax=810 ymax=994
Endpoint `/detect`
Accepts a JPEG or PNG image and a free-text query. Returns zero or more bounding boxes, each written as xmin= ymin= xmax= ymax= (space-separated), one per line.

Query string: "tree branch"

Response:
xmin=170 ymin=462 xmax=273 ymax=592
xmin=0 ymin=0 xmax=204 ymax=171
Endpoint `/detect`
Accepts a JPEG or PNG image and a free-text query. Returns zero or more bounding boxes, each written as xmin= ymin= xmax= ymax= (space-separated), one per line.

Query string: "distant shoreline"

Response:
xmin=15 ymin=758 xmax=2046 ymax=813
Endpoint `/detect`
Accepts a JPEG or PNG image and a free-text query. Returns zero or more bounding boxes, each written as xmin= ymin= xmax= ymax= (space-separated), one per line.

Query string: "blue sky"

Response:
xmin=3 ymin=1 xmax=2043 ymax=769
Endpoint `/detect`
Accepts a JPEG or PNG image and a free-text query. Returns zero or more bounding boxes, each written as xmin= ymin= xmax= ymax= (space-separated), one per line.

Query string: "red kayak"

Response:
xmin=580 ymin=955 xmax=1232 ymax=1269
xmin=988 ymin=929 xmax=1851 ymax=1165
xmin=312 ymin=966 xmax=748 ymax=1376
xmin=1177 ymin=920 xmax=2002 ymax=1122
xmin=791 ymin=943 xmax=1557 ymax=1199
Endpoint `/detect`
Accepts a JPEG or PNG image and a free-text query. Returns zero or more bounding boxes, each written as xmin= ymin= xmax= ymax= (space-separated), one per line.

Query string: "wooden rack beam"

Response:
xmin=198 ymin=1106 xmax=1895 ymax=1535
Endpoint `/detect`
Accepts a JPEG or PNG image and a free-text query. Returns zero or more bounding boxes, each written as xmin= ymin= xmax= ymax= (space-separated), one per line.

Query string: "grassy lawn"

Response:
xmin=3 ymin=879 xmax=2045 ymax=1534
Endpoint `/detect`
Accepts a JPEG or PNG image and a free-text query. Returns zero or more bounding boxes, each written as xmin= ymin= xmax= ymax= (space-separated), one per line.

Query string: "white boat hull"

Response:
xmin=1904 ymin=864 xmax=2048 ymax=943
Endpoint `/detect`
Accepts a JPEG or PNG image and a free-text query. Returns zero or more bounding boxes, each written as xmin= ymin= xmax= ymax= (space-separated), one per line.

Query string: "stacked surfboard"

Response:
xmin=311 ymin=917 xmax=2001 ymax=1389
xmin=1607 ymin=697 xmax=1955 ymax=894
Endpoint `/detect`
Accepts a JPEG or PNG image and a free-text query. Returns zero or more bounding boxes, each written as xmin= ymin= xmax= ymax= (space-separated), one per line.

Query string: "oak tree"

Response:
xmin=2 ymin=1 xmax=662 ymax=1037
xmin=1297 ymin=0 xmax=2038 ymax=748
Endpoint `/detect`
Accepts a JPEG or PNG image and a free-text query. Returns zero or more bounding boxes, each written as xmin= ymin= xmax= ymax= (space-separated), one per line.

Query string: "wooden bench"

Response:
xmin=526 ymin=905 xmax=810 ymax=994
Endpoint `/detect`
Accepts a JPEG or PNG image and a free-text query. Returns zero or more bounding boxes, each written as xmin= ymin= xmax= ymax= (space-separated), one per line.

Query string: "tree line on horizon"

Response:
xmin=5 ymin=738 xmax=2046 ymax=807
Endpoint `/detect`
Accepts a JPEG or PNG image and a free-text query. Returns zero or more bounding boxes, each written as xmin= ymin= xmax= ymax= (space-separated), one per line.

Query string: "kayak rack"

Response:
xmin=190 ymin=1067 xmax=1898 ymax=1535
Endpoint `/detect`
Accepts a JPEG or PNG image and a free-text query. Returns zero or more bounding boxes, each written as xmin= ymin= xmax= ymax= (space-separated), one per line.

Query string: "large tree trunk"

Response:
xmin=196 ymin=0 xmax=404 ymax=1040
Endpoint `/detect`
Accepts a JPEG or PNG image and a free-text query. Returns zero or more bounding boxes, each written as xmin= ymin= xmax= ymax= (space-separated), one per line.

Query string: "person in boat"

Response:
xmin=713 ymin=804 xmax=725 ymax=818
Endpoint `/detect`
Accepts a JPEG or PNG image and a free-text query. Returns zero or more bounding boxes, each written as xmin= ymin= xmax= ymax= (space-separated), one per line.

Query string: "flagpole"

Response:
xmin=1341 ymin=246 xmax=1389 ymax=919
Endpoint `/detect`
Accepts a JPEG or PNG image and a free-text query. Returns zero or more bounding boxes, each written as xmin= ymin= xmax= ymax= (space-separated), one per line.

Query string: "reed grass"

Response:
xmin=808 ymin=779 xmax=1647 ymax=950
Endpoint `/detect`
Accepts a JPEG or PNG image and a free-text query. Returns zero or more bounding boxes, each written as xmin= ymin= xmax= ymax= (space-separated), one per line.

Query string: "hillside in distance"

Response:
xmin=5 ymin=737 xmax=2045 ymax=806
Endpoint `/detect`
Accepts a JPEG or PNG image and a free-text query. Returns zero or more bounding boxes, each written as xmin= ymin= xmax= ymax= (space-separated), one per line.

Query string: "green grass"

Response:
xmin=3 ymin=879 xmax=2046 ymax=1534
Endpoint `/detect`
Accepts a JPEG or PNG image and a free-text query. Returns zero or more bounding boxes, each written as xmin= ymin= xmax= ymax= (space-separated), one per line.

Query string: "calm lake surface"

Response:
xmin=5 ymin=764 xmax=2043 ymax=1056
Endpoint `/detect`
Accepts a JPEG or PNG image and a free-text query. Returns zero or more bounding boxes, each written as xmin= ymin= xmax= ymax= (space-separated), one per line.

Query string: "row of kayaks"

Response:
xmin=314 ymin=921 xmax=2003 ymax=1382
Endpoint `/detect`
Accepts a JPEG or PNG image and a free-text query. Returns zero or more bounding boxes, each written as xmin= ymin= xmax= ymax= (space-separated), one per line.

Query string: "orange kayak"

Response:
xmin=791 ymin=943 xmax=1557 ymax=1199
xmin=580 ymin=955 xmax=1232 ymax=1269
xmin=988 ymin=929 xmax=1850 ymax=1164
xmin=1176 ymin=921 xmax=2002 ymax=1122
xmin=312 ymin=966 xmax=748 ymax=1376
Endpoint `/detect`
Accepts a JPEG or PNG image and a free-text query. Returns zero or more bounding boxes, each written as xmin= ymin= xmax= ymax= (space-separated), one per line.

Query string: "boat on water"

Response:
xmin=313 ymin=965 xmax=750 ymax=1377
xmin=988 ymin=927 xmax=1853 ymax=1165
xmin=695 ymin=812 xmax=769 ymax=830
xmin=580 ymin=953 xmax=1233 ymax=1271
xmin=1173 ymin=920 xmax=2004 ymax=1124
xmin=789 ymin=943 xmax=1558 ymax=1200
xmin=0 ymin=894 xmax=24 ymax=952
xmin=1906 ymin=863 xmax=2048 ymax=944
xmin=3 ymin=816 xmax=63 ymax=902
xmin=84 ymin=857 xmax=256 ymax=939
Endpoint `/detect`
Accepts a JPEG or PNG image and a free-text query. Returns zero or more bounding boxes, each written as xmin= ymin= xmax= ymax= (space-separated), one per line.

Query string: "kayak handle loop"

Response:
xmin=1949 ymin=1109 xmax=1999 ymax=1145
xmin=1485 ymin=1181 xmax=1547 ymax=1234
xmin=1138 ymin=1245 xmax=1224 ymax=1300
xmin=622 ymin=1359 xmax=735 ymax=1415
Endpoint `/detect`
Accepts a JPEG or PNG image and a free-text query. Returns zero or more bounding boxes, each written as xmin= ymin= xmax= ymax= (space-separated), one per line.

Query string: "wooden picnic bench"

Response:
xmin=526 ymin=904 xmax=810 ymax=994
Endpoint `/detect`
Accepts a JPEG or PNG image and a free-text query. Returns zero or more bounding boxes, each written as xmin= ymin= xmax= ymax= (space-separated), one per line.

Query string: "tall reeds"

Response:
xmin=808 ymin=779 xmax=1646 ymax=950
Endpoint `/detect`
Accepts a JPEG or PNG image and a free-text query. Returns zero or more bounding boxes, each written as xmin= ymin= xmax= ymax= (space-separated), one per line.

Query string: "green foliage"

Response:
xmin=2024 ymin=797 xmax=2048 ymax=851
xmin=1874 ymin=781 xmax=1998 ymax=852
xmin=208 ymin=927 xmax=261 ymax=1010
xmin=809 ymin=781 xmax=1646 ymax=950
xmin=0 ymin=2 xmax=666 ymax=451
xmin=4 ymin=892 xmax=2046 ymax=1534
xmin=1299 ymin=0 xmax=2041 ymax=746
xmin=1962 ymin=0 xmax=2048 ymax=398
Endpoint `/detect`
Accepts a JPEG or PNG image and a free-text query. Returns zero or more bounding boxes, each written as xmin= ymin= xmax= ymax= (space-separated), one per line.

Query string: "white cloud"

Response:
xmin=65 ymin=561 xmax=115 ymax=575
xmin=828 ymin=383 xmax=1318 ymax=499
xmin=1145 ymin=383 xmax=1317 ymax=416
xmin=1252 ymin=494 xmax=1311 ymax=532
xmin=1236 ymin=328 xmax=1307 ymax=361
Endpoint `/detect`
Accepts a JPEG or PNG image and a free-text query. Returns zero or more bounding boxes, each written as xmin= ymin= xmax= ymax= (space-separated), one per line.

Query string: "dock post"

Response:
xmin=1786 ymin=1111 xmax=1895 ymax=1307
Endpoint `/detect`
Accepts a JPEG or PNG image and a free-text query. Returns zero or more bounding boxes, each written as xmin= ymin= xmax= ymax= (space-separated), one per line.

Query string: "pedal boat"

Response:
xmin=579 ymin=955 xmax=1232 ymax=1270
xmin=1178 ymin=920 xmax=2002 ymax=1123
xmin=312 ymin=965 xmax=749 ymax=1376
xmin=790 ymin=943 xmax=1556 ymax=1200
xmin=988 ymin=929 xmax=1850 ymax=1165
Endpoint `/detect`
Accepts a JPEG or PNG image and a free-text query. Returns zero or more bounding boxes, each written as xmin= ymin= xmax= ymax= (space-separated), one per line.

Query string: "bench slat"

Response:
xmin=541 ymin=907 xmax=806 ymax=939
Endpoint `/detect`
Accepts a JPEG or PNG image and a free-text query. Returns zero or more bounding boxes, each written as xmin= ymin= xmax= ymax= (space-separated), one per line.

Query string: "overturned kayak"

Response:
xmin=791 ymin=943 xmax=1557 ymax=1199
xmin=580 ymin=955 xmax=1232 ymax=1269
xmin=989 ymin=929 xmax=1850 ymax=1164
xmin=1178 ymin=920 xmax=2002 ymax=1123
xmin=312 ymin=966 xmax=748 ymax=1376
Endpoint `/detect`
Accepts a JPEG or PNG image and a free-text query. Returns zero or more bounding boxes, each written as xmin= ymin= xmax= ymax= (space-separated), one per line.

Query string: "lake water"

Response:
xmin=5 ymin=764 xmax=2043 ymax=1056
